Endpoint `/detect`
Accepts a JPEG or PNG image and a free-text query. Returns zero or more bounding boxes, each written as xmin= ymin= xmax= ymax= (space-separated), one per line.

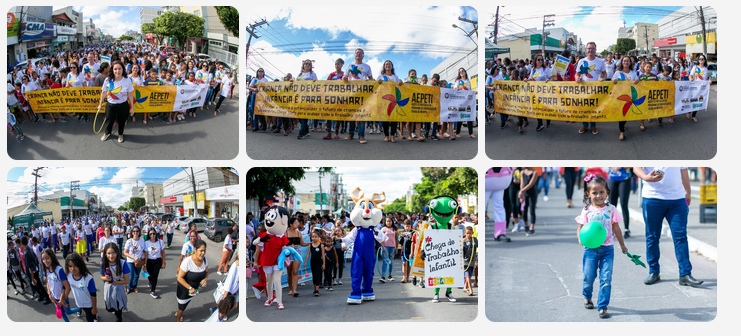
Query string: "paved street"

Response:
xmin=7 ymin=86 xmax=240 ymax=160
xmin=7 ymin=229 xmax=238 ymax=322
xmin=485 ymin=177 xmax=717 ymax=322
xmin=246 ymin=124 xmax=478 ymax=160
xmin=486 ymin=86 xmax=717 ymax=160
xmin=246 ymin=256 xmax=478 ymax=322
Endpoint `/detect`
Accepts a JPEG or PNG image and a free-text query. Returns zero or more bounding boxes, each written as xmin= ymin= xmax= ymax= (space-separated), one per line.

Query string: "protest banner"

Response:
xmin=101 ymin=56 xmax=110 ymax=65
xmin=255 ymin=80 xmax=447 ymax=122
xmin=493 ymin=80 xmax=676 ymax=121
xmin=24 ymin=84 xmax=209 ymax=114
xmin=439 ymin=87 xmax=477 ymax=122
xmin=674 ymin=80 xmax=710 ymax=114
xmin=552 ymin=54 xmax=570 ymax=77
xmin=422 ymin=229 xmax=463 ymax=288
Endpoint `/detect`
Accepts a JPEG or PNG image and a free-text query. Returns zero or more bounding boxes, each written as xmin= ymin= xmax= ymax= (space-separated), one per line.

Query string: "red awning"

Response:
xmin=52 ymin=13 xmax=75 ymax=24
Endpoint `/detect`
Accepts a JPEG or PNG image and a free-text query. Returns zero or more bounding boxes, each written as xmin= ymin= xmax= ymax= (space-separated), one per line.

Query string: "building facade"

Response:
xmin=654 ymin=6 xmax=717 ymax=61
xmin=162 ymin=168 xmax=238 ymax=218
xmin=160 ymin=6 xmax=238 ymax=65
xmin=7 ymin=6 xmax=56 ymax=63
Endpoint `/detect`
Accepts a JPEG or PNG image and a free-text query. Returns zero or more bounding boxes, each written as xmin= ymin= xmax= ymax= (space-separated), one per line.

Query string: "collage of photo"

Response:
xmin=3 ymin=3 xmax=723 ymax=331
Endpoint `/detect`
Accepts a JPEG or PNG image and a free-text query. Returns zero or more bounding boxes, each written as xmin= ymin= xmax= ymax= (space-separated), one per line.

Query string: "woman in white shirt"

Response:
xmin=214 ymin=69 xmax=235 ymax=115
xmin=143 ymin=227 xmax=166 ymax=299
xmin=377 ymin=60 xmax=401 ymax=143
xmin=97 ymin=61 xmax=135 ymax=143
xmin=687 ymin=55 xmax=712 ymax=122
xmin=98 ymin=226 xmax=118 ymax=263
xmin=524 ymin=56 xmax=552 ymax=131
xmin=20 ymin=75 xmax=42 ymax=123
xmin=611 ymin=56 xmax=641 ymax=140
xmin=122 ymin=226 xmax=144 ymax=294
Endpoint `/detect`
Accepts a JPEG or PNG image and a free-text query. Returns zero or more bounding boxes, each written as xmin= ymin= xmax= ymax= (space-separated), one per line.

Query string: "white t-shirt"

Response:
xmin=7 ymin=83 xmax=18 ymax=106
xmin=166 ymin=223 xmax=174 ymax=234
xmin=102 ymin=77 xmax=135 ymax=105
xmin=345 ymin=63 xmax=372 ymax=80
xmin=83 ymin=223 xmax=93 ymax=235
xmin=181 ymin=241 xmax=195 ymax=258
xmin=21 ymin=81 xmax=39 ymax=96
xmin=220 ymin=75 xmax=233 ymax=97
xmin=129 ymin=75 xmax=144 ymax=87
xmin=66 ymin=72 xmax=85 ymax=87
xmin=205 ymin=310 xmax=223 ymax=322
xmin=222 ymin=235 xmax=233 ymax=252
xmin=296 ymin=72 xmax=317 ymax=81
xmin=99 ymin=236 xmax=117 ymax=251
xmin=691 ymin=65 xmax=709 ymax=81
xmin=529 ymin=67 xmax=551 ymax=81
xmin=82 ymin=62 xmax=100 ymax=86
xmin=455 ymin=78 xmax=472 ymax=90
xmin=41 ymin=226 xmax=50 ymax=238
xmin=67 ymin=273 xmax=97 ymax=308
xmin=612 ymin=70 xmax=638 ymax=82
xmin=576 ymin=57 xmax=606 ymax=81
xmin=214 ymin=70 xmax=224 ymax=84
xmin=113 ymin=225 xmax=125 ymax=239
xmin=195 ymin=70 xmax=212 ymax=85
xmin=179 ymin=256 xmax=208 ymax=273
xmin=641 ymin=167 xmax=688 ymax=200
xmin=47 ymin=265 xmax=67 ymax=300
xmin=59 ymin=231 xmax=71 ymax=245
xmin=377 ymin=74 xmax=399 ymax=82
xmin=144 ymin=240 xmax=165 ymax=260
xmin=249 ymin=77 xmax=268 ymax=89
xmin=124 ymin=238 xmax=145 ymax=263
xmin=605 ymin=61 xmax=616 ymax=79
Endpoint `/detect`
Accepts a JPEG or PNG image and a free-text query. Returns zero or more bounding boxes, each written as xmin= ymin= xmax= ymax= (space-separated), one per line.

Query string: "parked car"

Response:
xmin=179 ymin=217 xmax=208 ymax=232
xmin=707 ymin=62 xmax=717 ymax=83
xmin=174 ymin=216 xmax=189 ymax=229
xmin=204 ymin=218 xmax=237 ymax=242
xmin=197 ymin=53 xmax=212 ymax=61
xmin=160 ymin=213 xmax=176 ymax=222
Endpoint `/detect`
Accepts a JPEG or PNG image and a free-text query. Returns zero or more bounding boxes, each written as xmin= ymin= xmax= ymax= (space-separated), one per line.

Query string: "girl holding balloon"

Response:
xmin=575 ymin=174 xmax=628 ymax=319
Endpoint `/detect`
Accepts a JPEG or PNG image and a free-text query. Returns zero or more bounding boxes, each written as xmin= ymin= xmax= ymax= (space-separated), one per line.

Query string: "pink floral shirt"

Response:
xmin=575 ymin=204 xmax=622 ymax=246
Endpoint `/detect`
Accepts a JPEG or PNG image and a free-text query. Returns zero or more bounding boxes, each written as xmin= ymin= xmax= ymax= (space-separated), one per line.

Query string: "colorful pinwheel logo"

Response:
xmin=297 ymin=73 xmax=306 ymax=80
xmin=68 ymin=74 xmax=76 ymax=84
xmin=134 ymin=90 xmax=148 ymax=109
xmin=578 ymin=62 xmax=595 ymax=78
xmin=616 ymin=86 xmax=646 ymax=116
xmin=382 ymin=87 xmax=409 ymax=117
xmin=380 ymin=75 xmax=389 ymax=82
xmin=531 ymin=72 xmax=541 ymax=80
xmin=348 ymin=65 xmax=362 ymax=79
xmin=695 ymin=67 xmax=705 ymax=77
xmin=106 ymin=81 xmax=122 ymax=101
xmin=459 ymin=80 xmax=470 ymax=90
xmin=616 ymin=72 xmax=626 ymax=81
xmin=83 ymin=66 xmax=93 ymax=79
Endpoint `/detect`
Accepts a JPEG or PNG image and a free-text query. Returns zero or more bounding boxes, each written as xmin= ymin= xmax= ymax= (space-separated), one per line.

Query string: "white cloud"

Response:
xmin=248 ymin=6 xmax=476 ymax=79
xmin=334 ymin=167 xmax=423 ymax=202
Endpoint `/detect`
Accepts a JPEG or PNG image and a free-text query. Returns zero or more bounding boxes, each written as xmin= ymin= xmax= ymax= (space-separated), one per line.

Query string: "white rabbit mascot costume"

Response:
xmin=341 ymin=187 xmax=388 ymax=304
xmin=485 ymin=168 xmax=513 ymax=242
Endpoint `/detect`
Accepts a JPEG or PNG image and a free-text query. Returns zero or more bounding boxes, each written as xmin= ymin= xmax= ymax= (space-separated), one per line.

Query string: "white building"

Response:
xmin=162 ymin=168 xmax=238 ymax=218
xmin=429 ymin=38 xmax=478 ymax=88
xmin=140 ymin=7 xmax=164 ymax=26
xmin=654 ymin=6 xmax=717 ymax=61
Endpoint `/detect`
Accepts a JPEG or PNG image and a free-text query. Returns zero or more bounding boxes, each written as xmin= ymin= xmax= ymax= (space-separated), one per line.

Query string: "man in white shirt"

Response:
xmin=575 ymin=41 xmax=607 ymax=135
xmin=343 ymin=48 xmax=373 ymax=144
xmin=633 ymin=167 xmax=702 ymax=287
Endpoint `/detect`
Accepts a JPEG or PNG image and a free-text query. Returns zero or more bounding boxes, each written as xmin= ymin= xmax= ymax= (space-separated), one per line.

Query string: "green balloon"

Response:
xmin=580 ymin=221 xmax=607 ymax=248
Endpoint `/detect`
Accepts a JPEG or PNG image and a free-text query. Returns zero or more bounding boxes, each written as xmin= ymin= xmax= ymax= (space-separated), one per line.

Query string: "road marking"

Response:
xmin=411 ymin=316 xmax=423 ymax=319
xmin=401 ymin=291 xmax=410 ymax=293
xmin=406 ymin=302 xmax=416 ymax=304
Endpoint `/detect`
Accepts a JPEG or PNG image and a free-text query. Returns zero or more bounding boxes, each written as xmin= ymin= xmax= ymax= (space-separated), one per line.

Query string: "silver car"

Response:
xmin=179 ymin=217 xmax=208 ymax=232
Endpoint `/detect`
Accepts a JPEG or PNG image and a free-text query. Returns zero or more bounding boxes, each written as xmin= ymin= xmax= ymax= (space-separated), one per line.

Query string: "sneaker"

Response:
xmin=329 ymin=286 xmax=333 ymax=291
xmin=314 ymin=290 xmax=319 ymax=296
xmin=264 ymin=298 xmax=274 ymax=306
xmin=323 ymin=134 xmax=332 ymax=140
xmin=431 ymin=135 xmax=439 ymax=141
xmin=379 ymin=277 xmax=386 ymax=283
xmin=252 ymin=286 xmax=262 ymax=299
xmin=446 ymin=292 xmax=457 ymax=302
xmin=358 ymin=137 xmax=367 ymax=144
xmin=297 ymin=134 xmax=306 ymax=140
xmin=578 ymin=126 xmax=587 ymax=134
xmin=338 ymin=278 xmax=343 ymax=285
xmin=624 ymin=230 xmax=631 ymax=238
xmin=432 ymin=294 xmax=439 ymax=303
xmin=147 ymin=281 xmax=151 ymax=287
xmin=332 ymin=279 xmax=337 ymax=285
xmin=511 ymin=226 xmax=519 ymax=233
xmin=388 ymin=275 xmax=394 ymax=281
xmin=543 ymin=195 xmax=549 ymax=201
xmin=151 ymin=292 xmax=159 ymax=299
xmin=118 ymin=135 xmax=124 ymax=143
xmin=325 ymin=286 xmax=330 ymax=291
xmin=334 ymin=135 xmax=340 ymax=139
xmin=412 ymin=278 xmax=417 ymax=286
xmin=77 ymin=311 xmax=82 ymax=317
xmin=101 ymin=133 xmax=110 ymax=141
xmin=536 ymin=124 xmax=545 ymax=131
xmin=14 ymin=289 xmax=19 ymax=295
xmin=526 ymin=230 xmax=535 ymax=236
xmin=217 ymin=271 xmax=223 ymax=276
xmin=345 ymin=135 xmax=353 ymax=140
xmin=592 ymin=127 xmax=599 ymax=135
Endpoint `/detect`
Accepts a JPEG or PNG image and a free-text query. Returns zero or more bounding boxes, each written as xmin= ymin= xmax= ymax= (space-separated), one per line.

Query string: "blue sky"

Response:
xmin=246 ymin=6 xmax=478 ymax=81
xmin=52 ymin=6 xmax=162 ymax=38
xmin=8 ymin=167 xmax=187 ymax=208
xmin=487 ymin=6 xmax=683 ymax=51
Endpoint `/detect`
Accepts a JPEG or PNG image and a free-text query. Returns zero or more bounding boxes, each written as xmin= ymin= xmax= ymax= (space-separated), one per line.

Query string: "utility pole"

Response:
xmin=457 ymin=17 xmax=478 ymax=37
xmin=542 ymin=14 xmax=555 ymax=57
xmin=70 ymin=181 xmax=80 ymax=218
xmin=699 ymin=6 xmax=708 ymax=58
xmin=190 ymin=168 xmax=199 ymax=218
xmin=31 ymin=167 xmax=45 ymax=205
xmin=318 ymin=172 xmax=324 ymax=215
xmin=246 ymin=19 xmax=267 ymax=63
xmin=493 ymin=6 xmax=500 ymax=44
xmin=643 ymin=25 xmax=649 ymax=56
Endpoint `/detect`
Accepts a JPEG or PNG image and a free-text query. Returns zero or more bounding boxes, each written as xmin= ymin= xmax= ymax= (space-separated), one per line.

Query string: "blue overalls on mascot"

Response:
xmin=341 ymin=187 xmax=388 ymax=304
xmin=425 ymin=195 xmax=461 ymax=303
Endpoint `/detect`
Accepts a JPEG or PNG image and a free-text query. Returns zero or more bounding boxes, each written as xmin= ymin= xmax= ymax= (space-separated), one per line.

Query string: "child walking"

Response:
xmin=399 ymin=219 xmax=415 ymax=283
xmin=576 ymin=174 xmax=628 ymax=319
xmin=41 ymin=248 xmax=73 ymax=322
xmin=65 ymin=253 xmax=98 ymax=322
xmin=323 ymin=236 xmax=338 ymax=291
xmin=303 ymin=232 xmax=325 ymax=296
xmin=462 ymin=226 xmax=478 ymax=296
xmin=100 ymin=243 xmax=129 ymax=322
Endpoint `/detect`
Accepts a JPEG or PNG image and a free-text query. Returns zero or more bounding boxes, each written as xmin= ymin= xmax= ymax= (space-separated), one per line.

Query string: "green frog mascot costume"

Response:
xmin=423 ymin=195 xmax=461 ymax=303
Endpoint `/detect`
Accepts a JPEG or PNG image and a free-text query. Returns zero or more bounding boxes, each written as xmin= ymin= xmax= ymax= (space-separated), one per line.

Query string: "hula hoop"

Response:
xmin=376 ymin=246 xmax=387 ymax=275
xmin=93 ymin=108 xmax=106 ymax=134
xmin=343 ymin=243 xmax=353 ymax=270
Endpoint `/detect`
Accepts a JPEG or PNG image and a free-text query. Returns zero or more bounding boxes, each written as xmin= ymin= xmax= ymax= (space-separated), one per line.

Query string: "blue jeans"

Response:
xmin=582 ymin=122 xmax=596 ymax=128
xmin=127 ymin=262 xmax=142 ymax=290
xmin=582 ymin=245 xmax=614 ymax=311
xmin=205 ymin=86 xmax=214 ymax=105
xmin=349 ymin=121 xmax=365 ymax=138
xmin=382 ymin=246 xmax=395 ymax=277
xmin=85 ymin=234 xmax=93 ymax=256
xmin=299 ymin=119 xmax=309 ymax=136
xmin=538 ymin=171 xmax=551 ymax=196
xmin=166 ymin=233 xmax=173 ymax=247
xmin=642 ymin=198 xmax=691 ymax=276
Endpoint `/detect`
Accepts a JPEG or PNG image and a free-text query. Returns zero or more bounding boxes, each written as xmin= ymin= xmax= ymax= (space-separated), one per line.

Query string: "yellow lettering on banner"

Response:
xmin=493 ymin=80 xmax=676 ymax=121
xmin=255 ymin=80 xmax=442 ymax=122
xmin=25 ymin=86 xmax=185 ymax=114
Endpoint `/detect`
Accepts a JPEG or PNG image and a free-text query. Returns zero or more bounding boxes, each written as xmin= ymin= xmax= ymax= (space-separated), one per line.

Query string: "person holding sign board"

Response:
xmin=98 ymin=61 xmax=135 ymax=143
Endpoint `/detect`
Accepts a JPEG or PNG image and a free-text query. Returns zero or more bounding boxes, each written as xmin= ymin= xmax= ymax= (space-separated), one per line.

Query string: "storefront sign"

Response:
xmin=26 ymin=40 xmax=51 ymax=49
xmin=56 ymin=36 xmax=68 ymax=42
xmin=205 ymin=186 xmax=239 ymax=201
xmin=654 ymin=37 xmax=679 ymax=47
xmin=160 ymin=196 xmax=177 ymax=204
xmin=22 ymin=22 xmax=56 ymax=41
xmin=57 ymin=26 xmax=76 ymax=35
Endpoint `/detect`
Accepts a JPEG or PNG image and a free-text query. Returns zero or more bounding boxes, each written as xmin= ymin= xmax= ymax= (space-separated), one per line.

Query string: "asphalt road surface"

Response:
xmin=486 ymin=85 xmax=717 ymax=160
xmin=485 ymin=180 xmax=717 ymax=322
xmin=246 ymin=255 xmax=478 ymax=322
xmin=7 ymin=229 xmax=238 ymax=322
xmin=7 ymin=85 xmax=240 ymax=160
xmin=246 ymin=123 xmax=478 ymax=160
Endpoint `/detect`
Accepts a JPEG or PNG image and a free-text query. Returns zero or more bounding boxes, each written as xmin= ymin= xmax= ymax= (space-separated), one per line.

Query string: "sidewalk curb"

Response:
xmin=626 ymin=207 xmax=717 ymax=263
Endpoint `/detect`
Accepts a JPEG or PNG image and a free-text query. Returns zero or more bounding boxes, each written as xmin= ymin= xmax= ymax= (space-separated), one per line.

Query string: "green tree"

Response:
xmin=214 ymin=6 xmax=239 ymax=37
xmin=118 ymin=35 xmax=134 ymax=41
xmin=615 ymin=38 xmax=636 ymax=55
xmin=141 ymin=23 xmax=161 ymax=45
xmin=128 ymin=197 xmax=146 ymax=211
xmin=600 ymin=49 xmax=610 ymax=56
xmin=153 ymin=11 xmax=204 ymax=49
xmin=381 ymin=197 xmax=407 ymax=214
xmin=246 ymin=168 xmax=307 ymax=209
xmin=117 ymin=206 xmax=126 ymax=211
xmin=413 ymin=167 xmax=478 ymax=213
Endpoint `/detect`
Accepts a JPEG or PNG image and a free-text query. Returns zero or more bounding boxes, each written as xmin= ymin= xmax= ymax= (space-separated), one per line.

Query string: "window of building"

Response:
xmin=194 ymin=10 xmax=200 ymax=16
xmin=209 ymin=40 xmax=223 ymax=47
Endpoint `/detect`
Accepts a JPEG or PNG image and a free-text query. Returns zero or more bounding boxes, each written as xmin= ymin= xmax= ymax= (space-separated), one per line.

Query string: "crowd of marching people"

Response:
xmin=484 ymin=42 xmax=713 ymax=140
xmin=246 ymin=48 xmax=477 ymax=143
xmin=245 ymin=208 xmax=479 ymax=302
xmin=7 ymin=43 xmax=236 ymax=143
xmin=7 ymin=212 xmax=238 ymax=322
